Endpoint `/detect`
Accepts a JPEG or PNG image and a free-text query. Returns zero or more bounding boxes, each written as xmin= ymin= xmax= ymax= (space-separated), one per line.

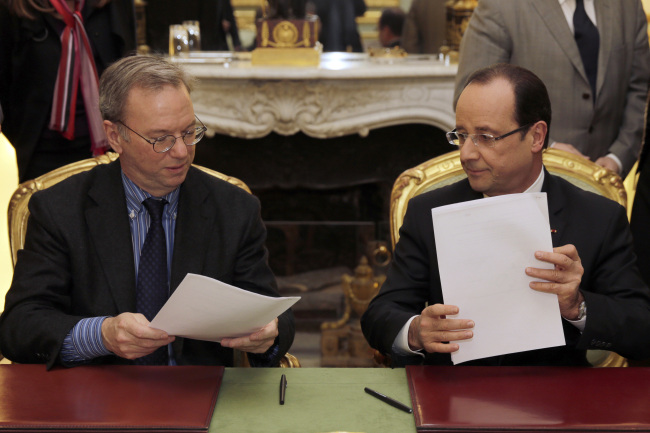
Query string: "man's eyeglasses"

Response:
xmin=118 ymin=116 xmax=208 ymax=153
xmin=446 ymin=123 xmax=534 ymax=149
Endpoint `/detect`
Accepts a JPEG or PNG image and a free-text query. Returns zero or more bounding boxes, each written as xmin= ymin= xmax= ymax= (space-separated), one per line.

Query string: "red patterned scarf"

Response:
xmin=48 ymin=0 xmax=107 ymax=155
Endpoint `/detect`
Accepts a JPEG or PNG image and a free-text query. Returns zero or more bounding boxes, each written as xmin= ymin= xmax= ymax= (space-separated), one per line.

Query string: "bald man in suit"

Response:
xmin=454 ymin=0 xmax=650 ymax=177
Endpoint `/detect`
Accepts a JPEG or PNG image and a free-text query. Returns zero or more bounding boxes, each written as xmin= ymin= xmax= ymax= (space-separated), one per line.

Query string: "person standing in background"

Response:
xmin=311 ymin=0 xmax=366 ymax=52
xmin=378 ymin=7 xmax=405 ymax=48
xmin=454 ymin=0 xmax=650 ymax=178
xmin=211 ymin=0 xmax=242 ymax=51
xmin=401 ymin=0 xmax=446 ymax=54
xmin=0 ymin=0 xmax=136 ymax=182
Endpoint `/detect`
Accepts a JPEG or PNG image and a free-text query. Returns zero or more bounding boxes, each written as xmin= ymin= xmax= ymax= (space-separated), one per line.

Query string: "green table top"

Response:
xmin=211 ymin=368 xmax=416 ymax=433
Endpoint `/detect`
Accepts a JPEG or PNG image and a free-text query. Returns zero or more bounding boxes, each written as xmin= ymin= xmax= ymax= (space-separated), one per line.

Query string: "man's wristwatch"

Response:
xmin=576 ymin=300 xmax=587 ymax=320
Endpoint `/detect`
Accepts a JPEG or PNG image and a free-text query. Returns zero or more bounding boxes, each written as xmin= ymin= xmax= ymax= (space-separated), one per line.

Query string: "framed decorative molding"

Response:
xmin=173 ymin=54 xmax=456 ymax=139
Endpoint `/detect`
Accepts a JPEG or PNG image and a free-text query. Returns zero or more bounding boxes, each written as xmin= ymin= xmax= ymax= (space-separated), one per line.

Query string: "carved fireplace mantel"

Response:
xmin=171 ymin=52 xmax=457 ymax=139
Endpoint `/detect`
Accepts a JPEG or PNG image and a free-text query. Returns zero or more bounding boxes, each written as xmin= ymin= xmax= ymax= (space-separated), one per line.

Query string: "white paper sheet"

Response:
xmin=431 ymin=193 xmax=565 ymax=364
xmin=150 ymin=273 xmax=300 ymax=342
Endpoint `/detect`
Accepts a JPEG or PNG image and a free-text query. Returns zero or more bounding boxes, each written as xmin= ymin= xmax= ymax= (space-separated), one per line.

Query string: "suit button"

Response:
xmin=582 ymin=93 xmax=590 ymax=100
xmin=588 ymin=126 xmax=594 ymax=133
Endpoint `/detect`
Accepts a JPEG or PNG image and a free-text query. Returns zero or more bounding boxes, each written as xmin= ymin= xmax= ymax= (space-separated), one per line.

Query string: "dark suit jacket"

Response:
xmin=312 ymin=0 xmax=366 ymax=52
xmin=630 ymin=108 xmax=650 ymax=288
xmin=361 ymin=170 xmax=650 ymax=366
xmin=0 ymin=0 xmax=136 ymax=181
xmin=0 ymin=161 xmax=295 ymax=368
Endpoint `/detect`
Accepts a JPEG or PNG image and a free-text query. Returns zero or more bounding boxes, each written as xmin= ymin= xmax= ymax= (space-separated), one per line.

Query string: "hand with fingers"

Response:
xmin=220 ymin=318 xmax=279 ymax=354
xmin=408 ymin=304 xmax=475 ymax=353
xmin=526 ymin=244 xmax=585 ymax=320
xmin=594 ymin=156 xmax=620 ymax=174
xmin=101 ymin=313 xmax=175 ymax=360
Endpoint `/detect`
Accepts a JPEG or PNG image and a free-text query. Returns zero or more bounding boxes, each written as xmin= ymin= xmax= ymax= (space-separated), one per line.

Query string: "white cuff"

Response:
xmin=605 ymin=153 xmax=623 ymax=174
xmin=392 ymin=315 xmax=425 ymax=357
xmin=565 ymin=314 xmax=586 ymax=332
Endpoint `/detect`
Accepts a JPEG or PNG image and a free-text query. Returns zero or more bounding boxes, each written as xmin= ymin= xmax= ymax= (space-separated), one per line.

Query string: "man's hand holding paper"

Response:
xmin=407 ymin=304 xmax=474 ymax=353
xmin=527 ymin=244 xmax=585 ymax=320
xmin=407 ymin=240 xmax=585 ymax=357
xmin=149 ymin=273 xmax=299 ymax=346
xmin=102 ymin=313 xmax=175 ymax=360
xmin=221 ymin=318 xmax=279 ymax=353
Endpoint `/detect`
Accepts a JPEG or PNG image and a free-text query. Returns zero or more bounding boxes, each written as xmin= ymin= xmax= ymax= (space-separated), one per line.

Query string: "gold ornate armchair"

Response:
xmin=7 ymin=153 xmax=299 ymax=368
xmin=389 ymin=148 xmax=628 ymax=367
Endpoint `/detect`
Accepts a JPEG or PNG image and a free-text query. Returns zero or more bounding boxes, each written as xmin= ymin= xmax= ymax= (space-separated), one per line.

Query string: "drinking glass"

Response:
xmin=169 ymin=24 xmax=189 ymax=56
xmin=183 ymin=20 xmax=201 ymax=51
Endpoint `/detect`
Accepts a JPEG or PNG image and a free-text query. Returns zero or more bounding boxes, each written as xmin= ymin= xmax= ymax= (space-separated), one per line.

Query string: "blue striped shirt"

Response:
xmin=60 ymin=171 xmax=179 ymax=365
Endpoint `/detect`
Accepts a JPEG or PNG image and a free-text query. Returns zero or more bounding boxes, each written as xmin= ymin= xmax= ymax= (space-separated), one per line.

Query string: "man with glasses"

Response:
xmin=361 ymin=63 xmax=650 ymax=366
xmin=0 ymin=55 xmax=295 ymax=368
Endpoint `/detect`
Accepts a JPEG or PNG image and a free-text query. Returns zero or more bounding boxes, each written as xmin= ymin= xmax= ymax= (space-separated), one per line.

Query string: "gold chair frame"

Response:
xmin=388 ymin=148 xmax=628 ymax=368
xmin=7 ymin=153 xmax=299 ymax=368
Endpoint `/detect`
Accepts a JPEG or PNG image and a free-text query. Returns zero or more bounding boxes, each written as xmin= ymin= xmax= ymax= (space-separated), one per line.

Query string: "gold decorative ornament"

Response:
xmin=252 ymin=15 xmax=322 ymax=66
xmin=272 ymin=21 xmax=299 ymax=47
xmin=320 ymin=256 xmax=385 ymax=367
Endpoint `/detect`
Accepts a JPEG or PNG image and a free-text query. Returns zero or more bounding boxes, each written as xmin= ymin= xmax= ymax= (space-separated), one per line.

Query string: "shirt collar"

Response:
xmin=121 ymin=171 xmax=180 ymax=219
xmin=558 ymin=0 xmax=597 ymax=30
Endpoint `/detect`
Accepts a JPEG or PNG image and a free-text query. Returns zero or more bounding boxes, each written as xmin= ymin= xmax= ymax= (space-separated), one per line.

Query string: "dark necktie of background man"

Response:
xmin=573 ymin=0 xmax=599 ymax=102
xmin=135 ymin=197 xmax=169 ymax=365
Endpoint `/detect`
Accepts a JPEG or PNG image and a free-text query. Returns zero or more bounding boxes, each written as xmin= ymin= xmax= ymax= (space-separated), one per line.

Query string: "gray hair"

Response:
xmin=99 ymin=55 xmax=195 ymax=127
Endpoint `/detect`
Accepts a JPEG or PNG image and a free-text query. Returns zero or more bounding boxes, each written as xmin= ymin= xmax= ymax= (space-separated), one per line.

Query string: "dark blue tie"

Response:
xmin=135 ymin=197 xmax=169 ymax=365
xmin=574 ymin=0 xmax=599 ymax=102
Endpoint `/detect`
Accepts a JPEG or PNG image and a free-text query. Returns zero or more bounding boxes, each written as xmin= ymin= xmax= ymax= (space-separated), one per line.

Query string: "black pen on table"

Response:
xmin=279 ymin=374 xmax=287 ymax=405
xmin=364 ymin=387 xmax=412 ymax=413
